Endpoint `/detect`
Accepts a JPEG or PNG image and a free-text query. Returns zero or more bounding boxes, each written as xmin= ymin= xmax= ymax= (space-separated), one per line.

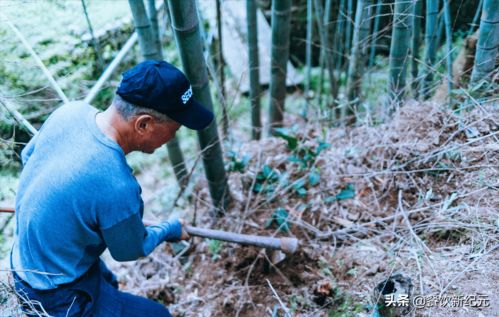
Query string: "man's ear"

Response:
xmin=134 ymin=115 xmax=154 ymax=135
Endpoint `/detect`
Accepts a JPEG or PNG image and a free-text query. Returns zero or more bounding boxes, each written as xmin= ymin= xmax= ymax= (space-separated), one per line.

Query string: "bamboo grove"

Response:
xmin=125 ymin=0 xmax=497 ymax=213
xmin=263 ymin=0 xmax=496 ymax=125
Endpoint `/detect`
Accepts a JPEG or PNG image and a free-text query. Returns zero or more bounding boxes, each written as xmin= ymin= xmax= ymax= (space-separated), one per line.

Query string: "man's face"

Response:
xmin=138 ymin=118 xmax=181 ymax=154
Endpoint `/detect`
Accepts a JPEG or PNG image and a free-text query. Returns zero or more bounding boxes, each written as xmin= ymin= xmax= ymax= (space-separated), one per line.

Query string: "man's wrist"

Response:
xmin=163 ymin=219 xmax=182 ymax=242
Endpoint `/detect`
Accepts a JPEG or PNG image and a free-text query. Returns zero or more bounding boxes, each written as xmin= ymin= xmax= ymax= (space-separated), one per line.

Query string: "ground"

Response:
xmin=104 ymin=100 xmax=498 ymax=316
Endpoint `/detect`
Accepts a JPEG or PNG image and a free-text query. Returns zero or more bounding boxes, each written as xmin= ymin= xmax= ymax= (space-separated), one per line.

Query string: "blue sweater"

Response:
xmin=11 ymin=101 xmax=182 ymax=290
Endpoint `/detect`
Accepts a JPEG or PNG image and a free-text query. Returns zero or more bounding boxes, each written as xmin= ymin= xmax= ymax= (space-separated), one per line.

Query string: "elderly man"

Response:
xmin=11 ymin=60 xmax=212 ymax=316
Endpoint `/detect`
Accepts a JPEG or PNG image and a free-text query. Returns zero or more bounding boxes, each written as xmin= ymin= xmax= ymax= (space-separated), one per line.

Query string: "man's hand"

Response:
xmin=178 ymin=218 xmax=190 ymax=241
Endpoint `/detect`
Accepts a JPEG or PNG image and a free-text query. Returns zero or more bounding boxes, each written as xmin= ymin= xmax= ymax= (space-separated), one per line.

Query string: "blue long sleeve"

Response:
xmin=101 ymin=214 xmax=182 ymax=262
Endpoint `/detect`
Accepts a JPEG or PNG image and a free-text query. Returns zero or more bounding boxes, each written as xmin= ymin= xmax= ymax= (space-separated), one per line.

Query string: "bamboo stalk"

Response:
xmin=468 ymin=0 xmax=484 ymax=36
xmin=443 ymin=0 xmax=453 ymax=104
xmin=368 ymin=0 xmax=383 ymax=70
xmin=128 ymin=0 xmax=159 ymax=60
xmin=314 ymin=0 xmax=337 ymax=120
xmin=215 ymin=0 xmax=226 ymax=102
xmin=344 ymin=0 xmax=353 ymax=60
xmin=334 ymin=0 xmax=346 ymax=73
xmin=470 ymin=0 xmax=499 ymax=84
xmin=268 ymin=0 xmax=292 ymax=134
xmin=195 ymin=5 xmax=230 ymax=140
xmin=315 ymin=0 xmax=325 ymax=110
xmin=146 ymin=0 xmax=163 ymax=57
xmin=315 ymin=0 xmax=331 ymax=105
xmin=167 ymin=0 xmax=231 ymax=211
xmin=344 ymin=0 xmax=373 ymax=123
xmin=420 ymin=0 xmax=439 ymax=99
xmin=247 ymin=0 xmax=262 ymax=139
xmin=388 ymin=0 xmax=413 ymax=108
xmin=216 ymin=1 xmax=229 ymax=137
xmin=411 ymin=0 xmax=423 ymax=98
xmin=436 ymin=12 xmax=445 ymax=49
xmin=128 ymin=0 xmax=188 ymax=189
xmin=323 ymin=0 xmax=337 ymax=118
xmin=301 ymin=0 xmax=313 ymax=118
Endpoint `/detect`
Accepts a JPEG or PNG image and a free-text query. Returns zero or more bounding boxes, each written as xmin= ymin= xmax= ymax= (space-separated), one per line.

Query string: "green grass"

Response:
xmin=0 ymin=0 xmax=131 ymax=96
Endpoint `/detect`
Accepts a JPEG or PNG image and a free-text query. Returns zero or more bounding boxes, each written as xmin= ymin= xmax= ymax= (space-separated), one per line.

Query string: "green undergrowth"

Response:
xmin=0 ymin=1 xmax=130 ymax=97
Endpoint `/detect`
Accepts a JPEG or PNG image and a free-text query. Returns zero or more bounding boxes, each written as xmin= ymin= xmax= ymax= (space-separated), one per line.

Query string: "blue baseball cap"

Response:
xmin=116 ymin=60 xmax=214 ymax=130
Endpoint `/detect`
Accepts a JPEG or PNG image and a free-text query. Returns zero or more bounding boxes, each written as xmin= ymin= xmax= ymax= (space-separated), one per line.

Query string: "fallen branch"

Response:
xmin=0 ymin=98 xmax=37 ymax=135
xmin=1 ymin=12 xmax=69 ymax=104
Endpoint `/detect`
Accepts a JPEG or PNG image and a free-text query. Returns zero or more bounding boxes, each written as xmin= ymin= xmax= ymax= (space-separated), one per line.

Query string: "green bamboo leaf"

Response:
xmin=274 ymin=127 xmax=298 ymax=150
xmin=336 ymin=183 xmax=355 ymax=200
xmin=264 ymin=208 xmax=291 ymax=232
xmin=242 ymin=155 xmax=250 ymax=166
xmin=296 ymin=187 xmax=307 ymax=197
xmin=263 ymin=165 xmax=273 ymax=178
xmin=279 ymin=172 xmax=290 ymax=187
xmin=292 ymin=178 xmax=307 ymax=190
xmin=335 ymin=190 xmax=355 ymax=200
xmin=253 ymin=183 xmax=263 ymax=193
xmin=324 ymin=196 xmax=336 ymax=203
xmin=303 ymin=152 xmax=314 ymax=162
xmin=309 ymin=170 xmax=320 ymax=186
xmin=266 ymin=184 xmax=277 ymax=193
xmin=226 ymin=151 xmax=250 ymax=173
xmin=316 ymin=140 xmax=331 ymax=154
xmin=442 ymin=192 xmax=458 ymax=212
xmin=328 ymin=183 xmax=356 ymax=201
xmin=274 ymin=208 xmax=290 ymax=232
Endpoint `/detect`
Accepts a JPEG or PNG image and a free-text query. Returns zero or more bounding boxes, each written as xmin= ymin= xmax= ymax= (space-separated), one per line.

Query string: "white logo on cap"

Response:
xmin=181 ymin=86 xmax=193 ymax=104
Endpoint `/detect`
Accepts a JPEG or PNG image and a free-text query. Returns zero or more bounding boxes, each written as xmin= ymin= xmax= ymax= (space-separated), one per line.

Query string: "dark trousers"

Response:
xmin=13 ymin=260 xmax=172 ymax=317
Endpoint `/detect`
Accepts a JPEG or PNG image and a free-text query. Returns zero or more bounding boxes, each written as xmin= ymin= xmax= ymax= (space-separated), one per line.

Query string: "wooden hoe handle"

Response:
xmin=0 ymin=207 xmax=15 ymax=213
xmin=185 ymin=225 xmax=298 ymax=254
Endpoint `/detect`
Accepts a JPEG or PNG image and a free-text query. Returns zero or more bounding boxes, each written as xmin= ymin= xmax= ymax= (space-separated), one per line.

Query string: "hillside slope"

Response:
xmin=107 ymin=100 xmax=498 ymax=316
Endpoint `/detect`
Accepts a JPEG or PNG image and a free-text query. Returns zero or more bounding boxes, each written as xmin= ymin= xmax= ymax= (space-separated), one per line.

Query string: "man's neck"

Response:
xmin=95 ymin=107 xmax=132 ymax=154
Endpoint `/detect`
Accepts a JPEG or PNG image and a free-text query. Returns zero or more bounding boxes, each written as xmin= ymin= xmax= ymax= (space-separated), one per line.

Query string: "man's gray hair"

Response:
xmin=112 ymin=94 xmax=173 ymax=123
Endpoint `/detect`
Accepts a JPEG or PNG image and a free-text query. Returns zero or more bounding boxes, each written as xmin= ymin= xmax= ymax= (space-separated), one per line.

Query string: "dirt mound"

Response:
xmin=109 ymin=101 xmax=498 ymax=316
